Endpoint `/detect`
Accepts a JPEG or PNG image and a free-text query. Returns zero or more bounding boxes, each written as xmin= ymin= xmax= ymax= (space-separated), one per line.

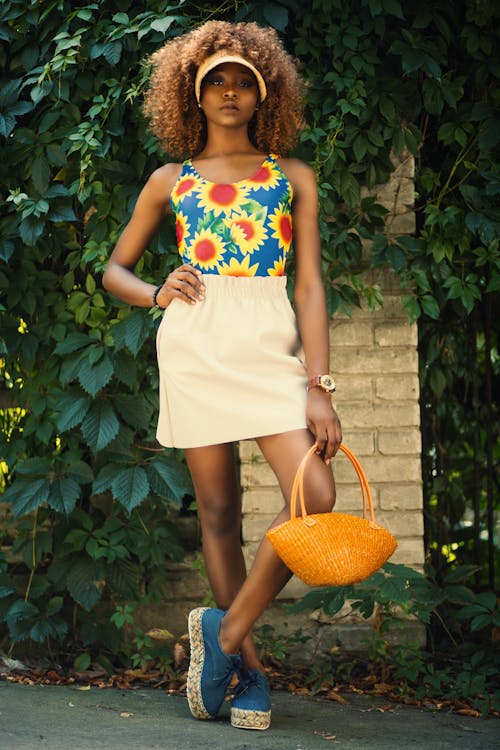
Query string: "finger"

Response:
xmin=313 ymin=429 xmax=327 ymax=457
xmin=167 ymin=275 xmax=204 ymax=302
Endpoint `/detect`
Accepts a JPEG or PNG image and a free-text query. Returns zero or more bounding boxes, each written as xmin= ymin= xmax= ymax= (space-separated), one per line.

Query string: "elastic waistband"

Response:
xmin=201 ymin=274 xmax=288 ymax=298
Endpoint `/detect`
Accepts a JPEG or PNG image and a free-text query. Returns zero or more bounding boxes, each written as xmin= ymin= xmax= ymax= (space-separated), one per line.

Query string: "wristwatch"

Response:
xmin=307 ymin=374 xmax=336 ymax=394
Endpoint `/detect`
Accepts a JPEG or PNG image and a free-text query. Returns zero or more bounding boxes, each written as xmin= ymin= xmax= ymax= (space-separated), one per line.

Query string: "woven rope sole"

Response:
xmin=186 ymin=607 xmax=212 ymax=719
xmin=231 ymin=707 xmax=271 ymax=730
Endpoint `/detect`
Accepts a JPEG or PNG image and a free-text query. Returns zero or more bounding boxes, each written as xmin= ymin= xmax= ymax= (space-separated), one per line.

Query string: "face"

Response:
xmin=199 ymin=62 xmax=259 ymax=126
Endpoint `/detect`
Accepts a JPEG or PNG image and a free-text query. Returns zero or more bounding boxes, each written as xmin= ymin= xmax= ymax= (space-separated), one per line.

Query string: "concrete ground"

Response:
xmin=1 ymin=681 xmax=498 ymax=750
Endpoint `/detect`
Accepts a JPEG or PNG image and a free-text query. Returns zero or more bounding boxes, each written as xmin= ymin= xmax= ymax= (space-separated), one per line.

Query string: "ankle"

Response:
xmin=219 ymin=615 xmax=238 ymax=656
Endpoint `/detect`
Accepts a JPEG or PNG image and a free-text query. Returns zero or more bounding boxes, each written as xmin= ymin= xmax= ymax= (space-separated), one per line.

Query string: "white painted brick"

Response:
xmin=243 ymin=513 xmax=275 ymax=542
xmin=335 ymin=403 xmax=420 ymax=428
xmin=375 ymin=511 xmax=424 ymax=538
xmin=332 ymin=375 xmax=373 ymax=402
xmin=242 ymin=488 xmax=284 ymax=515
xmin=341 ymin=431 xmax=375 ymax=455
xmin=375 ymin=374 xmax=419 ymax=401
xmin=333 ymin=455 xmax=421 ymax=484
xmin=378 ymin=429 xmax=422 ymax=455
xmin=241 ymin=461 xmax=278 ymax=488
xmin=375 ymin=321 xmax=418 ymax=347
xmin=334 ymin=347 xmax=418 ymax=374
xmin=331 ymin=320 xmax=374 ymax=346
xmin=391 ymin=537 xmax=425 ymax=565
xmin=379 ymin=484 xmax=423 ymax=511
xmin=239 ymin=439 xmax=263 ymax=462
xmin=335 ymin=483 xmax=373 ymax=512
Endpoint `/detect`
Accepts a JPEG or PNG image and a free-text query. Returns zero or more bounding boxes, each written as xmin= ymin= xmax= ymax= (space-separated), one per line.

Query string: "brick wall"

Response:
xmin=240 ymin=275 xmax=424 ymax=602
xmin=236 ymin=153 xmax=425 ymax=649
xmin=136 ymin=153 xmax=425 ymax=652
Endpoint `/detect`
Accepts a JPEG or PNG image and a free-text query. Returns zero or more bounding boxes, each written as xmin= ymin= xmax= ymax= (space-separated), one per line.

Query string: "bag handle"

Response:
xmin=290 ymin=443 xmax=377 ymax=525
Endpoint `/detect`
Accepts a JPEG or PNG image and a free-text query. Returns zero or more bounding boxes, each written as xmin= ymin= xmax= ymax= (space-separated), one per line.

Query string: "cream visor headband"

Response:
xmin=195 ymin=50 xmax=267 ymax=105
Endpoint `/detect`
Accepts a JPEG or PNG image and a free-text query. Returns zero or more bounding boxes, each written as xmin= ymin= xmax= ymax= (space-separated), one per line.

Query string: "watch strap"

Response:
xmin=307 ymin=374 xmax=336 ymax=393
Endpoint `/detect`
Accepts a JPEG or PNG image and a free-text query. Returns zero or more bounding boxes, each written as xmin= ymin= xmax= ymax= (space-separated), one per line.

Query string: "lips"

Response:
xmin=220 ymin=104 xmax=239 ymax=112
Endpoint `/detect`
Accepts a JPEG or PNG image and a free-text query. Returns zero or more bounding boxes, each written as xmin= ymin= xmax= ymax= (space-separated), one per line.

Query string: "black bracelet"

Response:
xmin=152 ymin=284 xmax=165 ymax=309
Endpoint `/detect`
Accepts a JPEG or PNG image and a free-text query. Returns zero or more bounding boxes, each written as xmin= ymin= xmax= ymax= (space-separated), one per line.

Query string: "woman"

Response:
xmin=102 ymin=19 xmax=342 ymax=731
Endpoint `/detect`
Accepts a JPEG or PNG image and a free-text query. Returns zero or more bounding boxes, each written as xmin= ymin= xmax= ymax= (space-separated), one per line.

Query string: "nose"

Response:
xmin=223 ymin=83 xmax=237 ymax=98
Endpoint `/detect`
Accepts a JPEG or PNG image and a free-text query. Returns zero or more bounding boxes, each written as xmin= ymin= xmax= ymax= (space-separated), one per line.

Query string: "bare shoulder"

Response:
xmin=146 ymin=162 xmax=183 ymax=199
xmin=277 ymin=157 xmax=317 ymax=198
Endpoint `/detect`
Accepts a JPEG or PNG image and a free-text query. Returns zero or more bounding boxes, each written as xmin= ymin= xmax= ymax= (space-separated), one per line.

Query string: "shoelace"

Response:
xmin=235 ymin=668 xmax=267 ymax=695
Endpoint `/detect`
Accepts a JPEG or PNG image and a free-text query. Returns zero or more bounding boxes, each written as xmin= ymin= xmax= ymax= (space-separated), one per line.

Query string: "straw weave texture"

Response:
xmin=266 ymin=445 xmax=397 ymax=586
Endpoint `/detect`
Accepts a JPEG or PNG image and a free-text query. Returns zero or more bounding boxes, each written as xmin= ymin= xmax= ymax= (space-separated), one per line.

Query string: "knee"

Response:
xmin=197 ymin=494 xmax=241 ymax=536
xmin=299 ymin=473 xmax=336 ymax=516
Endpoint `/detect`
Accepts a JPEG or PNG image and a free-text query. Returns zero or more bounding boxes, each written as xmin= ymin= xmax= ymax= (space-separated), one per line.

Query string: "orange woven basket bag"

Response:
xmin=266 ymin=444 xmax=397 ymax=586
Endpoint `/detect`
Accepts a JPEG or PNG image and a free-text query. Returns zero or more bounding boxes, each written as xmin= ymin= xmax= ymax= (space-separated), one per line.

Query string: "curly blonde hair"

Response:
xmin=143 ymin=20 xmax=305 ymax=159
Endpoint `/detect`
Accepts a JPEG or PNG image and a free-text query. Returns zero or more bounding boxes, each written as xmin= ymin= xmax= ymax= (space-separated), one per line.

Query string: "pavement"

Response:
xmin=1 ymin=681 xmax=498 ymax=749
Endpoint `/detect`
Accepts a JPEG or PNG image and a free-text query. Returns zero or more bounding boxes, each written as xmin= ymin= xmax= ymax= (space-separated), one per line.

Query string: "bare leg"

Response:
xmin=184 ymin=443 xmax=262 ymax=670
xmin=219 ymin=428 xmax=336 ymax=655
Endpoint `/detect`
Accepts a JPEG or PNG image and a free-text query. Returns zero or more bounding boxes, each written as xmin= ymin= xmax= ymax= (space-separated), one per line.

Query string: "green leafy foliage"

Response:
xmin=289 ymin=563 xmax=500 ymax=713
xmin=0 ymin=0 xmax=498 ymax=680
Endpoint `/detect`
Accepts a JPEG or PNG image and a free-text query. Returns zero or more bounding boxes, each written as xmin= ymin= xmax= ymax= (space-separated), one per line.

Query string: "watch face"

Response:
xmin=320 ymin=375 xmax=335 ymax=392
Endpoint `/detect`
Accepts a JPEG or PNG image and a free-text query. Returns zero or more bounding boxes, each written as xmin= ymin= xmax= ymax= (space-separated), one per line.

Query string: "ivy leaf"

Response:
xmin=81 ymin=401 xmax=120 ymax=452
xmin=64 ymin=460 xmax=94 ymax=485
xmin=4 ymin=478 xmax=51 ymax=518
xmin=429 ymin=367 xmax=446 ymax=397
xmin=112 ymin=393 xmax=154 ymax=431
xmin=56 ymin=391 xmax=92 ymax=432
xmin=65 ymin=556 xmax=105 ymax=611
xmin=77 ymin=352 xmax=114 ymax=396
xmin=147 ymin=455 xmax=192 ymax=504
xmin=103 ymin=41 xmax=122 ymax=65
xmin=47 ymin=477 xmax=81 ymax=515
xmin=107 ymin=559 xmax=142 ymax=599
xmin=111 ymin=466 xmax=150 ymax=511
xmin=0 ymin=572 xmax=16 ymax=598
xmin=420 ymin=295 xmax=440 ymax=319
xmin=382 ymin=0 xmax=404 ymax=19
xmin=5 ymin=600 xmax=40 ymax=641
xmin=20 ymin=216 xmax=45 ymax=246
xmin=112 ymin=310 xmax=154 ymax=357
xmin=31 ymin=155 xmax=50 ymax=194
xmin=263 ymin=4 xmax=289 ymax=32
xmin=150 ymin=17 xmax=176 ymax=34
xmin=54 ymin=332 xmax=91 ymax=355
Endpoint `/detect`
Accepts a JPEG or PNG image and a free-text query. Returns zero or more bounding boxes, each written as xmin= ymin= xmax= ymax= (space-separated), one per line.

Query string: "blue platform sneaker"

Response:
xmin=231 ymin=668 xmax=271 ymax=730
xmin=187 ymin=607 xmax=241 ymax=720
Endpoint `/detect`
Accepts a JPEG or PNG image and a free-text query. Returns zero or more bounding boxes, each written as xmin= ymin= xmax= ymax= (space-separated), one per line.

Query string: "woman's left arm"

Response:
xmin=284 ymin=159 xmax=342 ymax=460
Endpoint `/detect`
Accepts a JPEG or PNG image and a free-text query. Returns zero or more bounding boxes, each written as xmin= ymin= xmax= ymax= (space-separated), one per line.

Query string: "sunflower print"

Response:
xmin=246 ymin=155 xmax=283 ymax=192
xmin=225 ymin=210 xmax=267 ymax=255
xmin=175 ymin=210 xmax=190 ymax=254
xmin=267 ymin=257 xmax=286 ymax=276
xmin=171 ymin=174 xmax=199 ymax=204
xmin=268 ymin=205 xmax=293 ymax=254
xmin=186 ymin=227 xmax=225 ymax=271
xmin=218 ymin=255 xmax=259 ymax=277
xmin=196 ymin=181 xmax=250 ymax=216
xmin=170 ymin=155 xmax=294 ymax=277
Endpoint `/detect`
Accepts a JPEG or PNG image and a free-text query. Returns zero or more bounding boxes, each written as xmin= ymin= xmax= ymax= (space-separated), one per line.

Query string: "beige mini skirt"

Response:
xmin=156 ymin=275 xmax=308 ymax=448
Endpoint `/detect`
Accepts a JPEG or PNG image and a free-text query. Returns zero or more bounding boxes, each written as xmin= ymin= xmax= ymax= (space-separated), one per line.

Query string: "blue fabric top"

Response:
xmin=170 ymin=154 xmax=293 ymax=277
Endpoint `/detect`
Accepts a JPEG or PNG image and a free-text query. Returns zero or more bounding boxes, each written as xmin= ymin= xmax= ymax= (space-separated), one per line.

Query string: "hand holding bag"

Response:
xmin=266 ymin=444 xmax=397 ymax=586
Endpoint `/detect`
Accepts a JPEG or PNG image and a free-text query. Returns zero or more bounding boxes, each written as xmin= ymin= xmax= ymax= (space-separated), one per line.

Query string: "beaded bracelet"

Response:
xmin=152 ymin=284 xmax=165 ymax=309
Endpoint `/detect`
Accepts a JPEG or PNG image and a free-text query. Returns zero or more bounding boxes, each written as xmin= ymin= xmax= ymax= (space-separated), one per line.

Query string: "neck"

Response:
xmin=200 ymin=124 xmax=257 ymax=158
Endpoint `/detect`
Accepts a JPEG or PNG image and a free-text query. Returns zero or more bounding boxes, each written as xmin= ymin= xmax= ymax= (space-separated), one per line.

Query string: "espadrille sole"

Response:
xmin=187 ymin=607 xmax=212 ymax=720
xmin=231 ymin=707 xmax=271 ymax=730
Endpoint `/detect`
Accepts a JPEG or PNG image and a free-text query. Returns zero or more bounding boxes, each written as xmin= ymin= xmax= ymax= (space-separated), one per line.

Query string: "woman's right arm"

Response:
xmin=102 ymin=164 xmax=204 ymax=308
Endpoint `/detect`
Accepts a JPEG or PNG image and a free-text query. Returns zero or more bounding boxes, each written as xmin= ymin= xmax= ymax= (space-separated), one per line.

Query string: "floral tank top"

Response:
xmin=170 ymin=154 xmax=293 ymax=277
